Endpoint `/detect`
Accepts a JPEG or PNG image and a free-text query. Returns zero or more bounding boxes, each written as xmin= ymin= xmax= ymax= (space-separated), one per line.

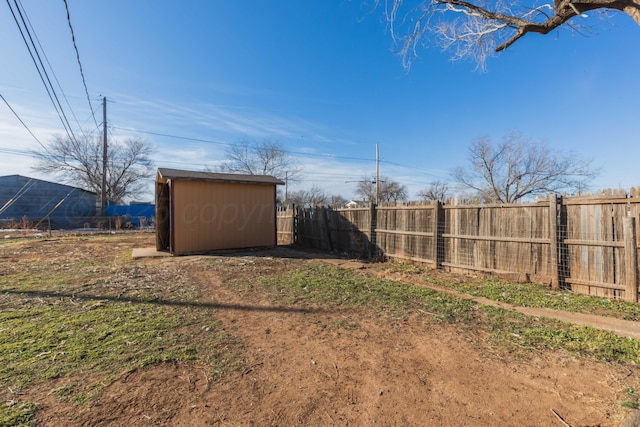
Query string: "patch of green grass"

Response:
xmin=0 ymin=238 xmax=21 ymax=246
xmin=255 ymin=263 xmax=477 ymax=323
xmin=0 ymin=296 xmax=233 ymax=393
xmin=427 ymin=276 xmax=640 ymax=321
xmin=1 ymin=302 xmax=184 ymax=388
xmin=0 ymin=290 xmax=239 ymax=424
xmin=0 ymin=270 xmax=86 ymax=291
xmin=0 ymin=235 xmax=241 ymax=425
xmin=0 ymin=401 xmax=38 ymax=427
xmin=481 ymin=306 xmax=640 ymax=363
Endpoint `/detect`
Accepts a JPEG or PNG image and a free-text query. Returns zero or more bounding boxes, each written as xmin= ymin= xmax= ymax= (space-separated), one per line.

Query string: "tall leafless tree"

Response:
xmin=417 ymin=180 xmax=450 ymax=201
xmin=329 ymin=194 xmax=348 ymax=206
xmin=221 ymin=138 xmax=301 ymax=182
xmin=374 ymin=0 xmax=639 ymax=69
xmin=286 ymin=185 xmax=332 ymax=207
xmin=32 ymin=134 xmax=154 ymax=204
xmin=356 ymin=175 xmax=408 ymax=203
xmin=454 ymin=132 xmax=598 ymax=203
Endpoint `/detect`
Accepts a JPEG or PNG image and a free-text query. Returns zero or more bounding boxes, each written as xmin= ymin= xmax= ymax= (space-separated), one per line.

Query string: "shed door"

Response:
xmin=156 ymin=181 xmax=170 ymax=251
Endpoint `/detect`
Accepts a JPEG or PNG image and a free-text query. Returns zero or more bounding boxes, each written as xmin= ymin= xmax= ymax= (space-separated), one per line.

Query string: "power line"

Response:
xmin=16 ymin=0 xmax=90 ymax=140
xmin=107 ymin=124 xmax=459 ymax=189
xmin=380 ymin=159 xmax=450 ymax=178
xmin=111 ymin=126 xmax=377 ymax=163
xmin=6 ymin=0 xmax=79 ymax=143
xmin=0 ymin=147 xmax=37 ymax=158
xmin=62 ymin=0 xmax=98 ymax=130
xmin=0 ymin=93 xmax=47 ymax=150
xmin=111 ymin=126 xmax=456 ymax=178
xmin=111 ymin=125 xmax=457 ymax=185
xmin=142 ymin=155 xmax=375 ymax=183
xmin=111 ymin=126 xmax=232 ymax=147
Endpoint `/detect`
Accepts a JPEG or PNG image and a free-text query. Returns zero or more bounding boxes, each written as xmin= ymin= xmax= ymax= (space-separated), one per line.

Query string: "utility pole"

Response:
xmin=375 ymin=143 xmax=379 ymax=205
xmin=285 ymin=171 xmax=289 ymax=203
xmin=101 ymin=96 xmax=107 ymax=216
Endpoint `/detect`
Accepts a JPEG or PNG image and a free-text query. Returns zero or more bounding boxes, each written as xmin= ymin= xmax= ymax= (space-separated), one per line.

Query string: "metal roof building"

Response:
xmin=155 ymin=168 xmax=283 ymax=255
xmin=0 ymin=175 xmax=97 ymax=229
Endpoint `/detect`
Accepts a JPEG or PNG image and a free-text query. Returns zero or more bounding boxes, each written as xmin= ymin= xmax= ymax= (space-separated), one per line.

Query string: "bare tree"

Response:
xmin=285 ymin=190 xmax=306 ymax=207
xmin=32 ymin=134 xmax=154 ymax=204
xmin=355 ymin=176 xmax=408 ymax=203
xmin=329 ymin=194 xmax=348 ymax=206
xmin=306 ymin=185 xmax=329 ymax=206
xmin=286 ymin=185 xmax=332 ymax=207
xmin=418 ymin=180 xmax=450 ymax=201
xmin=374 ymin=0 xmax=639 ymax=69
xmin=221 ymin=138 xmax=301 ymax=182
xmin=454 ymin=132 xmax=598 ymax=203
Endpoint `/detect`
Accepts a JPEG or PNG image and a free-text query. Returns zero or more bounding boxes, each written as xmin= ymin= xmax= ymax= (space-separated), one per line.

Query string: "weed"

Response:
xmin=621 ymin=387 xmax=639 ymax=409
xmin=331 ymin=318 xmax=360 ymax=330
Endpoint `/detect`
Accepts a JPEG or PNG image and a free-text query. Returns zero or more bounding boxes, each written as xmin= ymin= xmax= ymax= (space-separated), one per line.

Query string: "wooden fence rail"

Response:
xmin=278 ymin=190 xmax=640 ymax=303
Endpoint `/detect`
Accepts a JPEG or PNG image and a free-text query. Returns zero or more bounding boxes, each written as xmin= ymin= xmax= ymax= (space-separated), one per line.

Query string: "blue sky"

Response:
xmin=1 ymin=0 xmax=639 ymax=201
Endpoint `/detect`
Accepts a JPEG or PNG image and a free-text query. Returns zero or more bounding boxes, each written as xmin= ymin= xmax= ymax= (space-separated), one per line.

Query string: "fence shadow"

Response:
xmin=294 ymin=206 xmax=381 ymax=260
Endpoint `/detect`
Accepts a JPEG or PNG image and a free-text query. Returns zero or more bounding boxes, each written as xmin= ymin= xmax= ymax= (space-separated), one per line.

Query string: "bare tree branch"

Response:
xmin=374 ymin=0 xmax=639 ymax=68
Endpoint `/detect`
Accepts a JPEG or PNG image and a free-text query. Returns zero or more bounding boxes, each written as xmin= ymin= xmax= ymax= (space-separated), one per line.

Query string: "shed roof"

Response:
xmin=157 ymin=168 xmax=284 ymax=185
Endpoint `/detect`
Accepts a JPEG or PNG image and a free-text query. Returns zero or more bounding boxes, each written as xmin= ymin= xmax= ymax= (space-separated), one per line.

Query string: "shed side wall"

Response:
xmin=172 ymin=180 xmax=276 ymax=254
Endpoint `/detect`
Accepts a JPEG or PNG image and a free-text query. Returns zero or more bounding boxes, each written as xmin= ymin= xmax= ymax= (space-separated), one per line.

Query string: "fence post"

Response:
xmin=549 ymin=194 xmax=560 ymax=289
xmin=369 ymin=203 xmax=377 ymax=260
xmin=296 ymin=206 xmax=304 ymax=246
xmin=623 ymin=216 xmax=638 ymax=303
xmin=432 ymin=200 xmax=442 ymax=270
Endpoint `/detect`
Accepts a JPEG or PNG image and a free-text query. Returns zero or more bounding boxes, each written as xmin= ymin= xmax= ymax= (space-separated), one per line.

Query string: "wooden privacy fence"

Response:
xmin=277 ymin=189 xmax=640 ymax=303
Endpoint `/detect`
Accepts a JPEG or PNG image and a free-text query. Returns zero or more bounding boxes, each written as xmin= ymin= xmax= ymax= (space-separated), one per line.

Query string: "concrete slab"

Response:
xmin=132 ymin=247 xmax=172 ymax=259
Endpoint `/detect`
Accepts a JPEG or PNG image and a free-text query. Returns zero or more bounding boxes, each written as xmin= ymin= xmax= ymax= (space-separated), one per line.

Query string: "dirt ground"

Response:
xmin=4 ymin=234 xmax=639 ymax=426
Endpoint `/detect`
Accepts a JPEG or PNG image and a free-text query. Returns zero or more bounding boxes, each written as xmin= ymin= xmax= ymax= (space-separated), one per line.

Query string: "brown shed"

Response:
xmin=155 ymin=168 xmax=284 ymax=255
